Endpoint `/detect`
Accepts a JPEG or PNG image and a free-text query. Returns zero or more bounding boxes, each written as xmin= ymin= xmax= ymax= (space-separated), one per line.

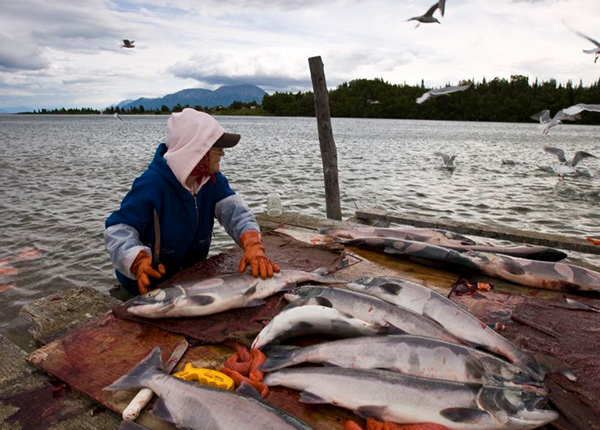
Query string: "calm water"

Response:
xmin=1 ymin=115 xmax=599 ymax=349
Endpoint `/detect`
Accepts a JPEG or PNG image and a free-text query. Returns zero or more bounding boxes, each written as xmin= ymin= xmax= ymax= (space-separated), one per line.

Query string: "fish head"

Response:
xmin=478 ymin=387 xmax=558 ymax=428
xmin=348 ymin=276 xmax=404 ymax=296
xmin=481 ymin=358 xmax=549 ymax=394
xmin=125 ymin=285 xmax=183 ymax=317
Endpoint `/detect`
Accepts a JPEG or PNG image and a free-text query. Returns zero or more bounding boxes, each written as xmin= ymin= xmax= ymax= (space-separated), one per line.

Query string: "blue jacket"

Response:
xmin=106 ymin=144 xmax=239 ymax=293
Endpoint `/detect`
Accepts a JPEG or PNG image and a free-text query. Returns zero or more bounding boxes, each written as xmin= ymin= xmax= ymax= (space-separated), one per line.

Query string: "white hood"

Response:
xmin=164 ymin=108 xmax=225 ymax=191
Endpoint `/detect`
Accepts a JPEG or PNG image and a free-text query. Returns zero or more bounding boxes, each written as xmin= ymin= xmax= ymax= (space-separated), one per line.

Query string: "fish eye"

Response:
xmin=146 ymin=289 xmax=165 ymax=300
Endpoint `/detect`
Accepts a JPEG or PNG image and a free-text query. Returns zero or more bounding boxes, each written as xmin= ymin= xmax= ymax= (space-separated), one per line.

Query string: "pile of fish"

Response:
xmin=322 ymin=227 xmax=600 ymax=293
xmin=254 ymin=275 xmax=560 ymax=429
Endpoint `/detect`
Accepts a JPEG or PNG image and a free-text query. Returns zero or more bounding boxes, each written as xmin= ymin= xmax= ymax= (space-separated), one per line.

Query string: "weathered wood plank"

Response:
xmin=0 ymin=334 xmax=121 ymax=430
xmin=20 ymin=286 xmax=120 ymax=346
xmin=308 ymin=56 xmax=342 ymax=221
xmin=256 ymin=211 xmax=359 ymax=231
xmin=356 ymin=208 xmax=600 ymax=255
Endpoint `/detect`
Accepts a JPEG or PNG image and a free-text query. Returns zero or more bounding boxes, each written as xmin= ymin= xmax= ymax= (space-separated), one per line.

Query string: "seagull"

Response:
xmin=433 ymin=152 xmax=456 ymax=170
xmin=572 ymin=30 xmax=600 ymax=63
xmin=561 ymin=103 xmax=600 ymax=117
xmin=113 ymin=112 xmax=124 ymax=122
xmin=407 ymin=2 xmax=441 ymax=28
xmin=416 ymin=83 xmax=471 ymax=104
xmin=532 ymin=103 xmax=600 ymax=134
xmin=120 ymin=39 xmax=135 ymax=48
xmin=543 ymin=146 xmax=596 ymax=179
xmin=530 ymin=109 xmax=578 ymax=135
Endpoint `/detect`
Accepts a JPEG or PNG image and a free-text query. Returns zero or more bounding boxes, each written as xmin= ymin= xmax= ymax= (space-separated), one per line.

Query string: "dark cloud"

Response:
xmin=0 ymin=34 xmax=49 ymax=71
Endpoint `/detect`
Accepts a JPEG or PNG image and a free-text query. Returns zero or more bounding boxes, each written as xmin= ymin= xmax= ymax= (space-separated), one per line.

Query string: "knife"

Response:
xmin=152 ymin=208 xmax=160 ymax=268
xmin=122 ymin=340 xmax=188 ymax=421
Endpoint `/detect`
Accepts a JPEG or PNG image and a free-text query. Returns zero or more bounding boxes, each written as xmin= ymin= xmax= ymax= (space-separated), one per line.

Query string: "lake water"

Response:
xmin=1 ymin=114 xmax=599 ymax=350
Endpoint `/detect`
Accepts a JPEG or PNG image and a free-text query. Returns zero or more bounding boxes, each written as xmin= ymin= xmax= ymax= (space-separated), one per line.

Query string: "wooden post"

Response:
xmin=308 ymin=56 xmax=342 ymax=221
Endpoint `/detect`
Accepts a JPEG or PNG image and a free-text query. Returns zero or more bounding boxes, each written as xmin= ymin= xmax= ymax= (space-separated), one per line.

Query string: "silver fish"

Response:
xmin=346 ymin=276 xmax=545 ymax=380
xmin=320 ymin=227 xmax=476 ymax=246
xmin=321 ymin=228 xmax=566 ymax=261
xmin=251 ymin=305 xmax=397 ymax=350
xmin=260 ymin=335 xmax=547 ymax=393
xmin=104 ymin=347 xmax=314 ymax=429
xmin=329 ymin=236 xmax=481 ymax=271
xmin=464 ymin=251 xmax=600 ymax=293
xmin=125 ymin=269 xmax=345 ymax=318
xmin=264 ymin=367 xmax=558 ymax=430
xmin=284 ymin=285 xmax=463 ymax=344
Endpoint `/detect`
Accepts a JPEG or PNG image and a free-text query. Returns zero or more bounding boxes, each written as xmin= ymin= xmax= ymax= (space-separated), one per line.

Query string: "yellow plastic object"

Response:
xmin=173 ymin=363 xmax=235 ymax=391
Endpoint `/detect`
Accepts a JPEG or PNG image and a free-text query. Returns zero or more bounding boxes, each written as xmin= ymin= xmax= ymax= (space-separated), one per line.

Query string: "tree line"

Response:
xmin=261 ymin=75 xmax=600 ymax=124
xmin=23 ymin=75 xmax=600 ymax=124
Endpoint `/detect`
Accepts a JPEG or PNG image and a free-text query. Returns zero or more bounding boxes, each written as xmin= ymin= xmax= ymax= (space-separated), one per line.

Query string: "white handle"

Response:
xmin=122 ymin=388 xmax=154 ymax=421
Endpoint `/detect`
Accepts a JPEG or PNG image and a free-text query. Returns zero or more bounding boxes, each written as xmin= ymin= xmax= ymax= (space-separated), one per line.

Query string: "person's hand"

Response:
xmin=238 ymin=230 xmax=281 ymax=279
xmin=130 ymin=251 xmax=165 ymax=294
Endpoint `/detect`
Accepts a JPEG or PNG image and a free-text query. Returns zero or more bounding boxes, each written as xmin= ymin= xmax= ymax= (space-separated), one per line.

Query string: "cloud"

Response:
xmin=0 ymin=33 xmax=49 ymax=71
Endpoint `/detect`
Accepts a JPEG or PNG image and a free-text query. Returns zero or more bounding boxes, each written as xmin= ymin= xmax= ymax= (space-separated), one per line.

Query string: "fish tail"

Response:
xmin=103 ymin=347 xmax=164 ymax=391
xmin=260 ymin=346 xmax=302 ymax=372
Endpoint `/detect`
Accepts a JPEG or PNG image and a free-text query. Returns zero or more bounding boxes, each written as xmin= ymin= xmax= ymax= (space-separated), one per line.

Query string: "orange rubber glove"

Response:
xmin=238 ymin=230 xmax=281 ymax=279
xmin=130 ymin=251 xmax=166 ymax=294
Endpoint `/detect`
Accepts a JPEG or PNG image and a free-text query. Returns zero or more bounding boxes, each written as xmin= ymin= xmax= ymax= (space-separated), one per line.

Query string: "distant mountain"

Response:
xmin=118 ymin=85 xmax=267 ymax=111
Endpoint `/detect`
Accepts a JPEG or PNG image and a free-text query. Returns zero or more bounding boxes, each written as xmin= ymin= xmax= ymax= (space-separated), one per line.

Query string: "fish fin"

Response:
xmin=236 ymin=381 xmax=262 ymax=399
xmin=355 ymin=405 xmax=388 ymax=419
xmin=118 ymin=421 xmax=151 ymax=430
xmin=245 ymin=298 xmax=267 ymax=307
xmin=530 ymin=351 xmax=576 ymax=381
xmin=380 ymin=283 xmax=403 ymax=295
xmin=313 ymin=297 xmax=334 ymax=307
xmin=380 ymin=321 xmax=406 ymax=335
xmin=440 ymin=408 xmax=490 ymax=423
xmin=464 ymin=356 xmax=486 ymax=379
xmin=299 ymin=390 xmax=328 ymax=404
xmin=188 ymin=295 xmax=216 ymax=306
xmin=103 ymin=347 xmax=162 ymax=391
xmin=151 ymin=398 xmax=177 ymax=424
xmin=243 ymin=285 xmax=257 ymax=296
xmin=280 ymin=282 xmax=298 ymax=292
xmin=260 ymin=346 xmax=300 ymax=371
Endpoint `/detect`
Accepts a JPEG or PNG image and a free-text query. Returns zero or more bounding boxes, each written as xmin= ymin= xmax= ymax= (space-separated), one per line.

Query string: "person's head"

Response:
xmin=164 ymin=108 xmax=240 ymax=188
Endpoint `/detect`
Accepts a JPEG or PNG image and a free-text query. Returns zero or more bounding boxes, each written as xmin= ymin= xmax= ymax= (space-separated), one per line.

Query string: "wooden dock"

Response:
xmin=1 ymin=210 xmax=599 ymax=430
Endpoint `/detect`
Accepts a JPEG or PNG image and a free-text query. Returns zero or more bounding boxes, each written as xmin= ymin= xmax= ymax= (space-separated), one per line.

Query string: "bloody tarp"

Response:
xmin=112 ymin=232 xmax=345 ymax=347
xmin=451 ymin=291 xmax=600 ymax=430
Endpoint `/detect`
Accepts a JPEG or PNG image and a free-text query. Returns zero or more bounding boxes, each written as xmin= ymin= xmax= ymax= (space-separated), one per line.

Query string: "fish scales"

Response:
xmin=125 ymin=270 xmax=344 ymax=318
xmin=260 ymin=335 xmax=546 ymax=392
xmin=264 ymin=367 xmax=558 ymax=430
xmin=346 ymin=276 xmax=546 ymax=380
xmin=284 ymin=286 xmax=463 ymax=344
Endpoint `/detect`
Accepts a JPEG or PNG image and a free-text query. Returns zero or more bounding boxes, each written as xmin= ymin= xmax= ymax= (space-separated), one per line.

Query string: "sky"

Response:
xmin=0 ymin=0 xmax=598 ymax=113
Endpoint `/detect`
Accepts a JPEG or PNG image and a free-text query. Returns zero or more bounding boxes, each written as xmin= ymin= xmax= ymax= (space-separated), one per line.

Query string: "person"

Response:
xmin=104 ymin=108 xmax=280 ymax=295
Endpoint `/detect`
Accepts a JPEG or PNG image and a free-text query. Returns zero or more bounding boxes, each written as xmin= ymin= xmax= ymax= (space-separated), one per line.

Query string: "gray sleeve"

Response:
xmin=215 ymin=194 xmax=260 ymax=244
xmin=104 ymin=223 xmax=151 ymax=280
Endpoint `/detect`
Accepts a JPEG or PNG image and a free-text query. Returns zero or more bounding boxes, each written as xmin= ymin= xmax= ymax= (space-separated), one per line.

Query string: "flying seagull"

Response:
xmin=543 ymin=146 xmax=596 ymax=178
xmin=543 ymin=146 xmax=596 ymax=167
xmin=120 ymin=39 xmax=135 ymax=48
xmin=433 ymin=152 xmax=456 ymax=170
xmin=573 ymin=30 xmax=600 ymax=63
xmin=530 ymin=109 xmax=577 ymax=135
xmin=407 ymin=2 xmax=441 ymax=28
xmin=531 ymin=103 xmax=600 ymax=134
xmin=416 ymin=83 xmax=471 ymax=104
xmin=113 ymin=112 xmax=124 ymax=122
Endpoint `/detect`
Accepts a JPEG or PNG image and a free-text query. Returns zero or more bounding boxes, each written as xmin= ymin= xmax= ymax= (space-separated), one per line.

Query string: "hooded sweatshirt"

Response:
xmin=104 ymin=109 xmax=259 ymax=295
